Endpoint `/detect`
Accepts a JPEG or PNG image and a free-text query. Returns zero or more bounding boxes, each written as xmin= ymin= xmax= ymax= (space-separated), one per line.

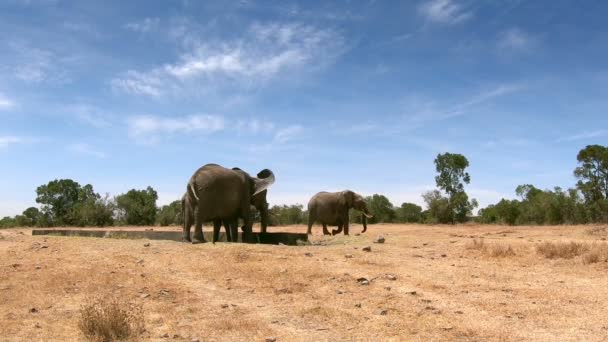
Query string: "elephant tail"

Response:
xmin=188 ymin=182 xmax=199 ymax=202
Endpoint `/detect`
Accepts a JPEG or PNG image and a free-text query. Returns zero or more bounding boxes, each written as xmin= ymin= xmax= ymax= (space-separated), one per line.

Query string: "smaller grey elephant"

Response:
xmin=307 ymin=190 xmax=372 ymax=236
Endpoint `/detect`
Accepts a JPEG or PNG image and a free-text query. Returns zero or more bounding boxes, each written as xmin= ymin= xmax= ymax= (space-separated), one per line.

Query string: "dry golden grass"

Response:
xmin=536 ymin=241 xmax=589 ymax=259
xmin=2 ymin=224 xmax=608 ymax=341
xmin=78 ymin=296 xmax=144 ymax=341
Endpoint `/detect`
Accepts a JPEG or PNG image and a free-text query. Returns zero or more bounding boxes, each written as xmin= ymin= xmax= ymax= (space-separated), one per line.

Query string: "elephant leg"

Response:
xmin=322 ymin=224 xmax=331 ymax=236
xmin=223 ymin=219 xmax=232 ymax=242
xmin=307 ymin=211 xmax=314 ymax=235
xmin=230 ymin=220 xmax=239 ymax=242
xmin=344 ymin=221 xmax=350 ymax=236
xmin=332 ymin=224 xmax=343 ymax=236
xmin=241 ymin=206 xmax=253 ymax=243
xmin=212 ymin=219 xmax=221 ymax=244
xmin=183 ymin=207 xmax=192 ymax=242
xmin=192 ymin=207 xmax=205 ymax=244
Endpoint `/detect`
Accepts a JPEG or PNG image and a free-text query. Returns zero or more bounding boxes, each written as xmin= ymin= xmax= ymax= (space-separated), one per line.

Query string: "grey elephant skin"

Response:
xmin=183 ymin=164 xmax=275 ymax=244
xmin=307 ymin=190 xmax=372 ymax=235
xmin=213 ymin=168 xmax=272 ymax=242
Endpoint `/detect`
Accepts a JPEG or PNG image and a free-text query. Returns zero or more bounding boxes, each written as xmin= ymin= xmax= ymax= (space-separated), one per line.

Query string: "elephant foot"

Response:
xmin=183 ymin=237 xmax=192 ymax=243
xmin=192 ymin=233 xmax=206 ymax=244
xmin=331 ymin=229 xmax=340 ymax=235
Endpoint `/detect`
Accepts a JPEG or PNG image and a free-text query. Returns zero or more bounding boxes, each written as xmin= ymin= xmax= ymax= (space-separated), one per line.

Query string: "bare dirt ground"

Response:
xmin=2 ymin=223 xmax=608 ymax=341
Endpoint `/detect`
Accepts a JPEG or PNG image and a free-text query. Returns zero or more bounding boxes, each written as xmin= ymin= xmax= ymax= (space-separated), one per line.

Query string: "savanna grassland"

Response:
xmin=2 ymin=224 xmax=608 ymax=341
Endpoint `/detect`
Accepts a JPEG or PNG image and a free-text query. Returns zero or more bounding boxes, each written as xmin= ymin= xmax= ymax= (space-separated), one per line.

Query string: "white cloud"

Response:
xmin=419 ymin=0 xmax=472 ymax=24
xmin=274 ymin=125 xmax=303 ymax=143
xmin=112 ymin=22 xmax=345 ymax=97
xmin=111 ymin=70 xmax=164 ymax=97
xmin=67 ymin=143 xmax=106 ymax=158
xmin=0 ymin=136 xmax=23 ymax=148
xmin=127 ymin=114 xmax=225 ymax=144
xmin=557 ymin=129 xmax=608 ymax=142
xmin=0 ymin=93 xmax=16 ymax=110
xmin=124 ymin=17 xmax=161 ymax=33
xmin=499 ymin=28 xmax=533 ymax=50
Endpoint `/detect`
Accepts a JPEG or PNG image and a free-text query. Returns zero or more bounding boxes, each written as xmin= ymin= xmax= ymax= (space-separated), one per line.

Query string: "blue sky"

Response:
xmin=1 ymin=0 xmax=608 ymax=216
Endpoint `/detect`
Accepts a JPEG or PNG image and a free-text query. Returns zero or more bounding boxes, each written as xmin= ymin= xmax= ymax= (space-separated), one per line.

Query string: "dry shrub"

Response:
xmin=465 ymin=239 xmax=515 ymax=258
xmin=465 ymin=238 xmax=485 ymax=250
xmin=585 ymin=227 xmax=608 ymax=236
xmin=536 ymin=241 xmax=588 ymax=259
xmin=582 ymin=243 xmax=608 ymax=264
xmin=488 ymin=244 xmax=516 ymax=258
xmin=78 ymin=296 xmax=144 ymax=341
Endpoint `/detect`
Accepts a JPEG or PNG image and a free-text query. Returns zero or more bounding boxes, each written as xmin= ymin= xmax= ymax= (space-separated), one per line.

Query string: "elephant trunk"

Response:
xmin=361 ymin=213 xmax=368 ymax=233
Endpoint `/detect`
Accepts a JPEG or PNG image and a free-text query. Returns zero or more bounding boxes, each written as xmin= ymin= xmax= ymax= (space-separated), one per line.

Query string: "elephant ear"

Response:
xmin=342 ymin=190 xmax=355 ymax=208
xmin=253 ymin=169 xmax=275 ymax=196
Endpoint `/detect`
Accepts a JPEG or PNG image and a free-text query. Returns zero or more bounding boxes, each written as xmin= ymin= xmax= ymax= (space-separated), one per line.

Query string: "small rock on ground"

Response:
xmin=357 ymin=277 xmax=370 ymax=285
xmin=143 ymin=242 xmax=151 ymax=247
xmin=345 ymin=254 xmax=353 ymax=258
xmin=385 ymin=273 xmax=397 ymax=281
xmin=362 ymin=246 xmax=372 ymax=252
xmin=374 ymin=309 xmax=388 ymax=316
xmin=265 ymin=338 xmax=277 ymax=342
xmin=374 ymin=235 xmax=385 ymax=243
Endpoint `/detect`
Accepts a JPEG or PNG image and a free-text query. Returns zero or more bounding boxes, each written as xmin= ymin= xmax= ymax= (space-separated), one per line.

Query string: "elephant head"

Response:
xmin=342 ymin=190 xmax=372 ymax=233
xmin=252 ymin=169 xmax=272 ymax=233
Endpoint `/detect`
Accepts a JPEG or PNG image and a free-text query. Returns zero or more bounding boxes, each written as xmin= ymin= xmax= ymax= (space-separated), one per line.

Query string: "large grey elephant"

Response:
xmin=183 ymin=164 xmax=275 ymax=244
xmin=213 ymin=168 xmax=272 ymax=243
xmin=307 ymin=190 xmax=372 ymax=236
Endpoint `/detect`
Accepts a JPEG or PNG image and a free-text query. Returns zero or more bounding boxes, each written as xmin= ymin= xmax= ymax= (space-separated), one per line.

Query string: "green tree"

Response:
xmin=395 ymin=202 xmax=422 ymax=223
xmin=21 ymin=207 xmax=41 ymax=227
xmin=36 ymin=179 xmax=82 ymax=225
xmin=73 ymin=195 xmax=115 ymax=227
xmin=433 ymin=153 xmax=477 ymax=223
xmin=0 ymin=216 xmax=16 ymax=228
xmin=157 ymin=200 xmax=182 ymax=226
xmin=574 ymin=145 xmax=608 ymax=201
xmin=365 ymin=194 xmax=395 ymax=223
xmin=115 ymin=187 xmax=158 ymax=225
xmin=35 ymin=179 xmax=100 ymax=226
xmin=422 ymin=190 xmax=452 ymax=224
xmin=268 ymin=204 xmax=305 ymax=226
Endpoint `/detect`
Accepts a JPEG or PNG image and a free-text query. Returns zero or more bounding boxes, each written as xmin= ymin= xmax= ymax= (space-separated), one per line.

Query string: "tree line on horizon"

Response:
xmin=1 ymin=145 xmax=606 ymax=228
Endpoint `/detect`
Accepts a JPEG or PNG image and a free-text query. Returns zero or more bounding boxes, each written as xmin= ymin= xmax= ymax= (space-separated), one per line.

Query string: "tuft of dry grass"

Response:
xmin=488 ymin=244 xmax=516 ymax=258
xmin=536 ymin=241 xmax=588 ymax=259
xmin=465 ymin=239 xmax=515 ymax=257
xmin=78 ymin=297 xmax=144 ymax=342
xmin=585 ymin=227 xmax=608 ymax=236
xmin=582 ymin=243 xmax=608 ymax=264
xmin=465 ymin=238 xmax=485 ymax=250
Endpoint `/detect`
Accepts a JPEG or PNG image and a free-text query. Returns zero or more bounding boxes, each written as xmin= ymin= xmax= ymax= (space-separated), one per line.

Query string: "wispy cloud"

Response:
xmin=0 ymin=93 xmax=16 ymax=110
xmin=419 ymin=0 xmax=473 ymax=24
xmin=112 ymin=22 xmax=346 ymax=97
xmin=127 ymin=114 xmax=225 ymax=144
xmin=407 ymin=83 xmax=523 ymax=123
xmin=236 ymin=118 xmax=275 ymax=135
xmin=0 ymin=136 xmax=23 ymax=148
xmin=67 ymin=143 xmax=106 ymax=158
xmin=274 ymin=125 xmax=303 ymax=143
xmin=498 ymin=28 xmax=533 ymax=50
xmin=64 ymin=104 xmax=111 ymax=128
xmin=557 ymin=129 xmax=608 ymax=142
xmin=7 ymin=41 xmax=69 ymax=84
xmin=124 ymin=17 xmax=161 ymax=33
xmin=482 ymin=138 xmax=535 ymax=149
